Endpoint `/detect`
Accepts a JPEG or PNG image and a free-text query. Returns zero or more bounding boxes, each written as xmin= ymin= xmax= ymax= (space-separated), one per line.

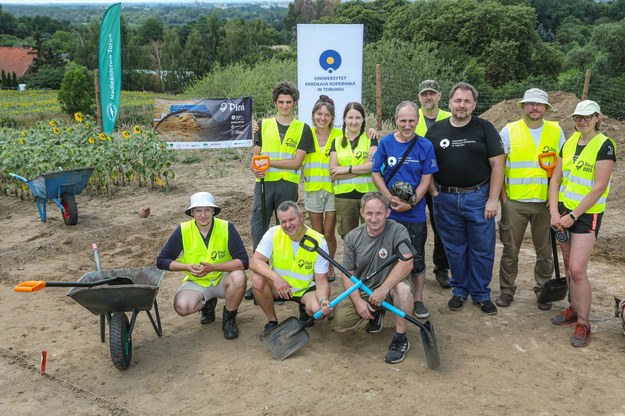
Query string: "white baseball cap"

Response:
xmin=571 ymin=100 xmax=601 ymax=116
xmin=185 ymin=192 xmax=221 ymax=216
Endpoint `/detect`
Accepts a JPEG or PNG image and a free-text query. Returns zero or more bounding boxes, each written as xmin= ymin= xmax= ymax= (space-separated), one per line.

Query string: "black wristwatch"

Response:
xmin=569 ymin=213 xmax=578 ymax=223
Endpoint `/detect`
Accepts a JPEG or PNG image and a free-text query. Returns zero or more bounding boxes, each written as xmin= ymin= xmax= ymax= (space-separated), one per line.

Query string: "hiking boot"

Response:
xmin=221 ymin=306 xmax=239 ymax=340
xmin=495 ymin=293 xmax=513 ymax=308
xmin=200 ymin=298 xmax=217 ymax=325
xmin=365 ymin=309 xmax=385 ymax=333
xmin=260 ymin=321 xmax=278 ymax=338
xmin=299 ymin=303 xmax=314 ymax=328
xmin=384 ymin=334 xmax=411 ymax=364
xmin=435 ymin=272 xmax=451 ymax=289
xmin=413 ymin=301 xmax=430 ymax=319
xmin=570 ymin=323 xmax=591 ymax=347
xmin=244 ymin=287 xmax=255 ymax=300
xmin=537 ymin=302 xmax=553 ymax=311
xmin=448 ymin=296 xmax=466 ymax=311
xmin=551 ymin=306 xmax=578 ymax=326
xmin=477 ymin=300 xmax=498 ymax=315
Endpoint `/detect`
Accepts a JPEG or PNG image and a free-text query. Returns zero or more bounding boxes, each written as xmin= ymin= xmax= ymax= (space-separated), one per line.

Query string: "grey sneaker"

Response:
xmin=413 ymin=301 xmax=430 ymax=319
xmin=384 ymin=335 xmax=411 ymax=364
xmin=365 ymin=309 xmax=385 ymax=333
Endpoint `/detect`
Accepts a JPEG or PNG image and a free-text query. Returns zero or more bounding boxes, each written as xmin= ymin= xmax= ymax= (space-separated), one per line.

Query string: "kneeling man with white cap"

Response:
xmin=157 ymin=192 xmax=248 ymax=339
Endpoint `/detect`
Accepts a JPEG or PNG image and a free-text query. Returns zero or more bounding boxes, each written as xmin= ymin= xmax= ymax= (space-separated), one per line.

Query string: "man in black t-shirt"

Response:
xmin=425 ymin=82 xmax=505 ymax=315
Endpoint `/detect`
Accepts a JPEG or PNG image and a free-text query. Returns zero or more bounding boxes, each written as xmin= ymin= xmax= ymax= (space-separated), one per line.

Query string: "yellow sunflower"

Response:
xmin=53 ymin=127 xmax=61 ymax=135
xmin=74 ymin=112 xmax=83 ymax=123
xmin=66 ymin=128 xmax=72 ymax=133
xmin=21 ymin=131 xmax=27 ymax=137
xmin=133 ymin=125 xmax=142 ymax=134
xmin=155 ymin=177 xmax=165 ymax=187
xmin=19 ymin=138 xmax=25 ymax=145
xmin=98 ymin=133 xmax=107 ymax=141
xmin=88 ymin=137 xmax=95 ymax=144
xmin=49 ymin=120 xmax=57 ymax=127
xmin=107 ymin=135 xmax=112 ymax=142
xmin=85 ymin=123 xmax=91 ymax=129
xmin=122 ymin=130 xmax=130 ymax=139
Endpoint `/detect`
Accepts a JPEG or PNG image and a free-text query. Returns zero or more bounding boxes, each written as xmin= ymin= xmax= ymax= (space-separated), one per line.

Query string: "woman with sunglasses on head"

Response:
xmin=548 ymin=100 xmax=617 ymax=348
xmin=302 ymin=95 xmax=343 ymax=281
xmin=329 ymin=102 xmax=378 ymax=239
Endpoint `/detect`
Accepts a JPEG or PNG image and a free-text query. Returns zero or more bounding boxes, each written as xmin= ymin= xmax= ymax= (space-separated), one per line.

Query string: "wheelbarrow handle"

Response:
xmin=251 ymin=155 xmax=270 ymax=172
xmin=8 ymin=172 xmax=28 ymax=183
xmin=14 ymin=277 xmax=132 ymax=292
xmin=538 ymin=151 xmax=558 ymax=178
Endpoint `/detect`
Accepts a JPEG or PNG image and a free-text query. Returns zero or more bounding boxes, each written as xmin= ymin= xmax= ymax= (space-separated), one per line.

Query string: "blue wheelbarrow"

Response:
xmin=9 ymin=167 xmax=94 ymax=225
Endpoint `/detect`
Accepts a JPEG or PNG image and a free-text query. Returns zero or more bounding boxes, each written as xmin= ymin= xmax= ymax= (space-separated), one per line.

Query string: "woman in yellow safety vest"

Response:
xmin=548 ymin=100 xmax=617 ymax=348
xmin=302 ymin=95 xmax=343 ymax=281
xmin=329 ymin=102 xmax=377 ymax=239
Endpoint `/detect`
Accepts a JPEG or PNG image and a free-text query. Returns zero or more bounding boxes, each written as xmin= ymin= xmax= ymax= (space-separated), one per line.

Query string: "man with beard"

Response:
xmin=425 ymin=82 xmax=505 ymax=315
xmin=416 ymin=80 xmax=452 ymax=289
xmin=496 ymin=89 xmax=566 ymax=310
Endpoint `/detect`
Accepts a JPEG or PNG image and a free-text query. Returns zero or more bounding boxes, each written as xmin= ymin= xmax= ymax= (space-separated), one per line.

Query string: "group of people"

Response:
xmin=157 ymin=80 xmax=616 ymax=362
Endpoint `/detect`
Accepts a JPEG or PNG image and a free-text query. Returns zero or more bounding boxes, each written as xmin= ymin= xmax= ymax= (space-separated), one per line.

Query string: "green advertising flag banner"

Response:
xmin=98 ymin=3 xmax=121 ymax=133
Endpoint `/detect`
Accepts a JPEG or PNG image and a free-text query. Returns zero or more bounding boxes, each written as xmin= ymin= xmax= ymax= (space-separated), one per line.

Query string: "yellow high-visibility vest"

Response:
xmin=561 ymin=132 xmax=616 ymax=213
xmin=415 ymin=109 xmax=451 ymax=136
xmin=505 ymin=120 xmax=561 ymax=201
xmin=303 ymin=127 xmax=342 ymax=192
xmin=333 ymin=133 xmax=376 ymax=195
xmin=272 ymin=226 xmax=323 ymax=297
xmin=259 ymin=117 xmax=305 ymax=184
xmin=178 ymin=218 xmax=232 ymax=287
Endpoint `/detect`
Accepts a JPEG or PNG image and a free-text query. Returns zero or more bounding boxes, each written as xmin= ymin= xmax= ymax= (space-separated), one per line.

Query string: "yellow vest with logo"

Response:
xmin=333 ymin=133 xmax=376 ymax=195
xmin=272 ymin=226 xmax=323 ymax=298
xmin=259 ymin=117 xmax=305 ymax=184
xmin=303 ymin=128 xmax=342 ymax=193
xmin=415 ymin=109 xmax=451 ymax=137
xmin=178 ymin=218 xmax=232 ymax=287
xmin=504 ymin=120 xmax=561 ymax=202
xmin=561 ymin=132 xmax=615 ymax=213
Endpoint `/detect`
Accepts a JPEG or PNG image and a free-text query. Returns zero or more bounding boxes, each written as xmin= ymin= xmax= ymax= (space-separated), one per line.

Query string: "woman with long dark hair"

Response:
xmin=329 ymin=102 xmax=377 ymax=238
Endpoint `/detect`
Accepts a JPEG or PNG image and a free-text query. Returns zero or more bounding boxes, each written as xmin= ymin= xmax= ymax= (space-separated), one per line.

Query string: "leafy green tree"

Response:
xmin=23 ymin=65 xmax=65 ymax=89
xmin=327 ymin=0 xmax=385 ymax=43
xmin=591 ymin=20 xmax=625 ymax=77
xmin=138 ymin=17 xmax=165 ymax=45
xmin=182 ymin=28 xmax=212 ymax=78
xmin=58 ymin=62 xmax=95 ymax=116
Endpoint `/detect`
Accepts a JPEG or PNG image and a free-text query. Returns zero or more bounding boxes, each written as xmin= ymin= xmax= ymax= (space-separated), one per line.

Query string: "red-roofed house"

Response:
xmin=0 ymin=47 xmax=35 ymax=78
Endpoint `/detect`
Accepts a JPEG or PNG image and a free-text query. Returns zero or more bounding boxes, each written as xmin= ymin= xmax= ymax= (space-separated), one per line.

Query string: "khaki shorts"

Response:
xmin=304 ymin=189 xmax=336 ymax=213
xmin=335 ymin=197 xmax=363 ymax=238
xmin=177 ymin=275 xmax=227 ymax=303
xmin=330 ymin=279 xmax=414 ymax=331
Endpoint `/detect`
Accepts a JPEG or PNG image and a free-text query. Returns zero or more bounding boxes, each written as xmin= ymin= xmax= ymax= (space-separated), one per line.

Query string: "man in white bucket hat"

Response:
xmin=157 ymin=192 xmax=248 ymax=339
xmin=496 ymin=88 xmax=566 ymax=310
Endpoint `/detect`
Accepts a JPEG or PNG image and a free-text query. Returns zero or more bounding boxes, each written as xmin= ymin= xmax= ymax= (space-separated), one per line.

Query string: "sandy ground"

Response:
xmin=2 ymin=94 xmax=625 ymax=415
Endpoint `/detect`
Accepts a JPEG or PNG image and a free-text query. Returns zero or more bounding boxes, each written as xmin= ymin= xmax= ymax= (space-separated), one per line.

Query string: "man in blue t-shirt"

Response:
xmin=372 ymin=101 xmax=438 ymax=322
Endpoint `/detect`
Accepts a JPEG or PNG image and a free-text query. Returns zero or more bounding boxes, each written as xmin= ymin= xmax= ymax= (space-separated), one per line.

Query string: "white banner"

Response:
xmin=297 ymin=24 xmax=363 ymax=128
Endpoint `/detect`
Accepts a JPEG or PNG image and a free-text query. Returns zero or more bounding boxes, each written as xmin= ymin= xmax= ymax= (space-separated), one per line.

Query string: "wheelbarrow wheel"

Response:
xmin=110 ymin=312 xmax=132 ymax=370
xmin=61 ymin=193 xmax=78 ymax=226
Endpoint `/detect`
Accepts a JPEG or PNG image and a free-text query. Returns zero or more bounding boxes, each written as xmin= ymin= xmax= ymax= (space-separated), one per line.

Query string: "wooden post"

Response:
xmin=94 ymin=69 xmax=102 ymax=132
xmin=376 ymin=64 xmax=382 ymax=131
xmin=582 ymin=69 xmax=591 ymax=100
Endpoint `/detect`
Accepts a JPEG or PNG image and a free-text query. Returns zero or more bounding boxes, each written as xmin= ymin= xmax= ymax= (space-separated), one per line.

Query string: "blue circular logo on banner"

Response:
xmin=319 ymin=50 xmax=342 ymax=73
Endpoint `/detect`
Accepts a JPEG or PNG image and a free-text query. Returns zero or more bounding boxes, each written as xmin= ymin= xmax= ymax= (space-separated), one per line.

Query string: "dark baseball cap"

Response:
xmin=419 ymin=80 xmax=441 ymax=94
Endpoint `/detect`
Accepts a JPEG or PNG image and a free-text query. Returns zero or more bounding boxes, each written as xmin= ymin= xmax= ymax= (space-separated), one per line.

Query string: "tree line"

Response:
xmin=1 ymin=0 xmax=625 ymax=119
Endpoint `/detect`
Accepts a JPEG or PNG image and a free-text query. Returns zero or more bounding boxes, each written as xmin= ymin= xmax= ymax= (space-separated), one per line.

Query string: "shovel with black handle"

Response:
xmin=537 ymin=151 xmax=569 ymax=303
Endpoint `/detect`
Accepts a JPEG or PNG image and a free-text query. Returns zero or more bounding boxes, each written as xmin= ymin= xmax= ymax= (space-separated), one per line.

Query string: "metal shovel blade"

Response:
xmin=260 ymin=316 xmax=309 ymax=361
xmin=419 ymin=321 xmax=440 ymax=370
xmin=537 ymin=278 xmax=568 ymax=304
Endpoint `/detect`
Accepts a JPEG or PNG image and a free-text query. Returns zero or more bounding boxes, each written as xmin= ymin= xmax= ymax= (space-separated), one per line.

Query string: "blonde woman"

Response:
xmin=548 ymin=100 xmax=617 ymax=347
xmin=303 ymin=95 xmax=342 ymax=280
